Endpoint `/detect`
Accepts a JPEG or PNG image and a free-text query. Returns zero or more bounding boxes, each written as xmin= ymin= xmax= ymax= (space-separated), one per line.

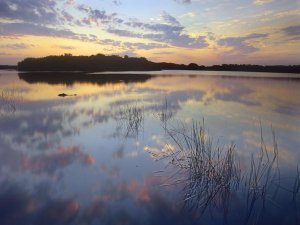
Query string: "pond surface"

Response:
xmin=0 ymin=70 xmax=299 ymax=225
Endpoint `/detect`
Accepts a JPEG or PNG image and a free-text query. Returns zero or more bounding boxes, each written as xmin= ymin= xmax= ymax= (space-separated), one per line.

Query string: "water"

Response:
xmin=0 ymin=70 xmax=299 ymax=225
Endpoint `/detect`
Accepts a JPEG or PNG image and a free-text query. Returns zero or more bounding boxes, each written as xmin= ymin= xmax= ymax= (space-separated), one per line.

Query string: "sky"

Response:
xmin=0 ymin=0 xmax=299 ymax=65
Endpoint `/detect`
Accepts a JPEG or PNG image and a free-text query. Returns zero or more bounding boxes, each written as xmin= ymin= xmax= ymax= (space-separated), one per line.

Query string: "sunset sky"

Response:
xmin=0 ymin=0 xmax=299 ymax=65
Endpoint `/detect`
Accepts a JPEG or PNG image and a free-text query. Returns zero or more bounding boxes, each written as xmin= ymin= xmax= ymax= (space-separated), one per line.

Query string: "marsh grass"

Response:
xmin=117 ymin=104 xmax=144 ymax=138
xmin=0 ymin=89 xmax=23 ymax=116
xmin=155 ymin=98 xmax=173 ymax=131
xmin=164 ymin=121 xmax=241 ymax=218
xmin=154 ymin=120 xmax=299 ymax=225
xmin=242 ymin=127 xmax=280 ymax=224
xmin=293 ymin=167 xmax=300 ymax=203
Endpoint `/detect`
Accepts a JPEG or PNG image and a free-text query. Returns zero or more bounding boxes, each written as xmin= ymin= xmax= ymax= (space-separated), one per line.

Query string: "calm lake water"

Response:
xmin=0 ymin=70 xmax=299 ymax=225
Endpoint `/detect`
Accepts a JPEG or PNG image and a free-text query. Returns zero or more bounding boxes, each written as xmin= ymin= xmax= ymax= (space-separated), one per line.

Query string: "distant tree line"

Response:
xmin=206 ymin=64 xmax=300 ymax=73
xmin=0 ymin=65 xmax=17 ymax=70
xmin=17 ymin=54 xmax=300 ymax=73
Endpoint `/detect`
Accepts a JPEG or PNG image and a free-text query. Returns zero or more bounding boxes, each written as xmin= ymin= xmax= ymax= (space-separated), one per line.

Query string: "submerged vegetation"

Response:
xmin=17 ymin=54 xmax=300 ymax=73
xmin=150 ymin=120 xmax=300 ymax=225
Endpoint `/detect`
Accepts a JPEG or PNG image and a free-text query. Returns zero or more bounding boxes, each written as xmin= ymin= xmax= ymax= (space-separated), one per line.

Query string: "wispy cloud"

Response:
xmin=112 ymin=0 xmax=122 ymax=6
xmin=0 ymin=43 xmax=33 ymax=49
xmin=123 ymin=42 xmax=169 ymax=50
xmin=254 ymin=0 xmax=274 ymax=5
xmin=106 ymin=28 xmax=139 ymax=38
xmin=54 ymin=45 xmax=77 ymax=50
xmin=173 ymin=0 xmax=191 ymax=4
xmin=218 ymin=33 xmax=268 ymax=54
xmin=99 ymin=38 xmax=169 ymax=50
xmin=281 ymin=25 xmax=300 ymax=40
xmin=0 ymin=22 xmax=76 ymax=38
xmin=214 ymin=84 xmax=260 ymax=107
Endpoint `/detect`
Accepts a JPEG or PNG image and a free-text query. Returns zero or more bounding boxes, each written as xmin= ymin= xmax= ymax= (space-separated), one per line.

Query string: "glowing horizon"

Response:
xmin=0 ymin=0 xmax=299 ymax=65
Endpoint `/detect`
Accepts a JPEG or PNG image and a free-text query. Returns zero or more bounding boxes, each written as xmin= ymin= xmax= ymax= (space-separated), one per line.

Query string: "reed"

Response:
xmin=156 ymin=98 xmax=173 ymax=131
xmin=164 ymin=120 xmax=241 ymax=217
xmin=117 ymin=104 xmax=144 ymax=138
xmin=155 ymin=120 xmax=299 ymax=225
xmin=0 ymin=89 xmax=22 ymax=116
xmin=243 ymin=127 xmax=280 ymax=224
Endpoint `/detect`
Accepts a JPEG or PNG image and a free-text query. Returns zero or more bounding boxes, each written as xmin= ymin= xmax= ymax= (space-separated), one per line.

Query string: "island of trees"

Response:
xmin=16 ymin=54 xmax=300 ymax=73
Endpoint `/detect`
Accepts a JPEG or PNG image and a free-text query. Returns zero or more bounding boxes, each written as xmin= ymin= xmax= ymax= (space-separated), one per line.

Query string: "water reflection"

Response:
xmin=0 ymin=70 xmax=299 ymax=225
xmin=18 ymin=72 xmax=153 ymax=86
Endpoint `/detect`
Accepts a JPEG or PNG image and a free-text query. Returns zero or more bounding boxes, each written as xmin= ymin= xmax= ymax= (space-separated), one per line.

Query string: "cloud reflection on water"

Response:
xmin=0 ymin=71 xmax=299 ymax=224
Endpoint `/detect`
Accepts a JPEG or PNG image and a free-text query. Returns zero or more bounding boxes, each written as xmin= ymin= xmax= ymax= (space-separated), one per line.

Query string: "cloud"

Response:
xmin=0 ymin=136 xmax=23 ymax=173
xmin=0 ymin=185 xmax=80 ymax=225
xmin=111 ymin=12 xmax=208 ymax=49
xmin=74 ymin=8 xmax=207 ymax=48
xmin=0 ymin=113 xmax=96 ymax=177
xmin=61 ymin=10 xmax=74 ymax=22
xmin=281 ymin=25 xmax=300 ymax=40
xmin=112 ymin=146 xmax=124 ymax=159
xmin=37 ymin=199 xmax=80 ymax=225
xmin=112 ymin=0 xmax=122 ymax=6
xmin=0 ymin=22 xmax=100 ymax=44
xmin=64 ymin=0 xmax=75 ymax=5
xmin=54 ymin=45 xmax=77 ymax=50
xmin=21 ymin=145 xmax=95 ymax=175
xmin=161 ymin=11 xmax=180 ymax=26
xmin=76 ymin=199 xmax=106 ymax=225
xmin=218 ymin=33 xmax=268 ymax=54
xmin=0 ymin=2 xmax=205 ymax=50
xmin=85 ymin=176 xmax=199 ymax=225
xmin=106 ymin=28 xmax=140 ymax=38
xmin=99 ymin=39 xmax=122 ymax=46
xmin=1 ymin=20 xmax=170 ymax=52
xmin=0 ymin=22 xmax=75 ymax=38
xmin=100 ymin=163 xmax=120 ymax=177
xmin=77 ymin=4 xmax=123 ymax=25
xmin=179 ymin=12 xmax=196 ymax=18
xmin=0 ymin=52 xmax=12 ymax=56
xmin=173 ymin=0 xmax=191 ymax=4
xmin=274 ymin=104 xmax=300 ymax=116
xmin=254 ymin=0 xmax=274 ymax=5
xmin=0 ymin=43 xmax=33 ymax=49
xmin=0 ymin=0 xmax=59 ymax=24
xmin=123 ymin=42 xmax=169 ymax=50
xmin=144 ymin=144 xmax=175 ymax=159
xmin=0 ymin=104 xmax=79 ymax=150
xmin=214 ymin=84 xmax=260 ymax=107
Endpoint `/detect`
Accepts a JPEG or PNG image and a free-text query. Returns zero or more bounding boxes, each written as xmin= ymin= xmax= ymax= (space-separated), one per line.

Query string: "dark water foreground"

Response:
xmin=0 ymin=70 xmax=299 ymax=225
